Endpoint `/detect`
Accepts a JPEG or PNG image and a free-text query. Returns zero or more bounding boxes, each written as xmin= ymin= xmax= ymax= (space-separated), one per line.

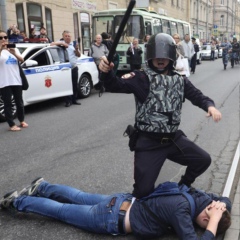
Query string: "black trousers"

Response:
xmin=190 ymin=54 xmax=197 ymax=73
xmin=132 ymin=130 xmax=211 ymax=198
xmin=1 ymin=85 xmax=24 ymax=127
xmin=65 ymin=67 xmax=78 ymax=104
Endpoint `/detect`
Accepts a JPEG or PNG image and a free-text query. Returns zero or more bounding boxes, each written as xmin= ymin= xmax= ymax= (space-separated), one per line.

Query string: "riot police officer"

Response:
xmin=220 ymin=37 xmax=232 ymax=70
xmin=230 ymin=37 xmax=240 ymax=68
xmin=99 ymin=33 xmax=222 ymax=198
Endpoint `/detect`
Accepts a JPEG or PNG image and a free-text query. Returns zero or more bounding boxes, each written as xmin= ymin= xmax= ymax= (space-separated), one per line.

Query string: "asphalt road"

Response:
xmin=0 ymin=59 xmax=239 ymax=240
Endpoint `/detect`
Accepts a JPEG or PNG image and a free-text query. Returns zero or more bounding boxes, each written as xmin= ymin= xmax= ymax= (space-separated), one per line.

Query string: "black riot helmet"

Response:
xmin=146 ymin=33 xmax=177 ymax=73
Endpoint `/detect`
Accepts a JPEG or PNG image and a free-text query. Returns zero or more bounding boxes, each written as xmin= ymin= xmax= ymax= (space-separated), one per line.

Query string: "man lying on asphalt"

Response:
xmin=0 ymin=177 xmax=231 ymax=239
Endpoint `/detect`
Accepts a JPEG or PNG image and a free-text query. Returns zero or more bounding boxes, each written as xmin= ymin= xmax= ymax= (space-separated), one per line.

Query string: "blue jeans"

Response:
xmin=14 ymin=181 xmax=132 ymax=235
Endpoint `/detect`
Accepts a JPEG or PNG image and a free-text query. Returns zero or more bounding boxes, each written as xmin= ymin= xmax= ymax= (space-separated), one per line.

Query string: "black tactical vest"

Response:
xmin=135 ymin=69 xmax=184 ymax=133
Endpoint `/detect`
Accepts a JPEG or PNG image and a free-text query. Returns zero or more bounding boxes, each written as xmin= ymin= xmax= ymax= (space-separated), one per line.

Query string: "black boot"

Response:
xmin=178 ymin=176 xmax=192 ymax=187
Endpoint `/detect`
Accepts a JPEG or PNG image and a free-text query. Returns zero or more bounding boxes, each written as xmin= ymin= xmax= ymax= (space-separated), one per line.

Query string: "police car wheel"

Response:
xmin=0 ymin=94 xmax=17 ymax=122
xmin=78 ymin=74 xmax=92 ymax=98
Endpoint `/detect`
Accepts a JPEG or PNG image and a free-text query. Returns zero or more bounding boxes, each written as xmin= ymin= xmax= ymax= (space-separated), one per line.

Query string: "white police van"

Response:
xmin=0 ymin=43 xmax=99 ymax=121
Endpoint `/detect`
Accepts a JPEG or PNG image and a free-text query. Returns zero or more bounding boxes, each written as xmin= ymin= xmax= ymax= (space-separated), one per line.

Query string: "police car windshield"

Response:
xmin=202 ymin=45 xmax=211 ymax=50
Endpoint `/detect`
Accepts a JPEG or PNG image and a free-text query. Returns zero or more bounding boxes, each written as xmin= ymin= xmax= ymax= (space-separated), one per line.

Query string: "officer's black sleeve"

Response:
xmin=102 ymin=70 xmax=149 ymax=103
xmin=184 ymin=77 xmax=215 ymax=112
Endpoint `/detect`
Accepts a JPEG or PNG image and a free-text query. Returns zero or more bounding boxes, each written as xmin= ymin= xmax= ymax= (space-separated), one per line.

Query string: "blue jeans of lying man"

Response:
xmin=14 ymin=181 xmax=132 ymax=235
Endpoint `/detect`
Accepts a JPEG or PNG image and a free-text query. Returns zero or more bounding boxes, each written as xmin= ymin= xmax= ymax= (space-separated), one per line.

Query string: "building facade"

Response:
xmin=190 ymin=0 xmax=213 ymax=41
xmin=190 ymin=0 xmax=240 ymax=42
xmin=0 ymin=0 xmax=239 ymax=52
xmin=213 ymin=0 xmax=240 ymax=40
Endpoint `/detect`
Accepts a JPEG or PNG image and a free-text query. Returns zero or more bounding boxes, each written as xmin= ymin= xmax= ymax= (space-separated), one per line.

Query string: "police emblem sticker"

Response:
xmin=45 ymin=76 xmax=52 ymax=88
xmin=122 ymin=72 xmax=135 ymax=79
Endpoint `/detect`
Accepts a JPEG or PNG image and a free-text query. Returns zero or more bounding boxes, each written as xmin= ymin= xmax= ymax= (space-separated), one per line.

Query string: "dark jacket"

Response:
xmin=127 ymin=46 xmax=143 ymax=65
xmin=102 ymin=69 xmax=215 ymax=113
xmin=231 ymin=42 xmax=240 ymax=53
xmin=193 ymin=43 xmax=200 ymax=53
xmin=7 ymin=29 xmax=24 ymax=43
xmin=130 ymin=189 xmax=231 ymax=239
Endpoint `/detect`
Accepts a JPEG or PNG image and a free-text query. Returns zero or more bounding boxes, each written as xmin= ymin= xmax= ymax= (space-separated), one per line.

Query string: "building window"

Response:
xmin=80 ymin=12 xmax=91 ymax=55
xmin=193 ymin=2 xmax=196 ymax=18
xmin=27 ymin=3 xmax=42 ymax=36
xmin=16 ymin=3 xmax=25 ymax=32
xmin=221 ymin=0 xmax=224 ymax=4
xmin=171 ymin=0 xmax=175 ymax=6
xmin=27 ymin=3 xmax=42 ymax=17
xmin=177 ymin=0 xmax=180 ymax=8
xmin=200 ymin=6 xmax=202 ymax=21
xmin=73 ymin=12 xmax=79 ymax=44
xmin=220 ymin=15 xmax=224 ymax=26
xmin=45 ymin=7 xmax=53 ymax=41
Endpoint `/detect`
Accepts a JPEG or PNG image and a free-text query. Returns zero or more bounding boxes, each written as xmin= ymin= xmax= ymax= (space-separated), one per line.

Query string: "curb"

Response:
xmin=223 ymin=141 xmax=240 ymax=240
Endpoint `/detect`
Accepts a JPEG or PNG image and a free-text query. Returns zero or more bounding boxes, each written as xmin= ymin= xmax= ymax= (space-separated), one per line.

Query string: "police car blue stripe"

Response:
xmin=77 ymin=58 xmax=94 ymax=63
xmin=23 ymin=63 xmax=71 ymax=75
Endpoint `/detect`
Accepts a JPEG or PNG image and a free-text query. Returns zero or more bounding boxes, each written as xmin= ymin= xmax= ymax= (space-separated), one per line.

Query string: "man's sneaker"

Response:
xmin=0 ymin=190 xmax=18 ymax=209
xmin=19 ymin=177 xmax=44 ymax=196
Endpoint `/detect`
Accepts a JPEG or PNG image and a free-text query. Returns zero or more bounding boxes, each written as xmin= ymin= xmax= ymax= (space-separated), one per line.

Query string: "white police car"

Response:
xmin=0 ymin=43 xmax=99 ymax=121
xmin=200 ymin=44 xmax=219 ymax=60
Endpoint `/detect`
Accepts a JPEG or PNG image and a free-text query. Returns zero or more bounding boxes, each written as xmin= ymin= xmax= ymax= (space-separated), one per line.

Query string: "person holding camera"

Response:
xmin=127 ymin=38 xmax=143 ymax=71
xmin=0 ymin=30 xmax=28 ymax=131
xmin=7 ymin=25 xmax=24 ymax=43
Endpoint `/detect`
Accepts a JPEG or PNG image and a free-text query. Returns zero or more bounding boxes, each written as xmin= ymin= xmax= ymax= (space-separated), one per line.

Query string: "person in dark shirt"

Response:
xmin=101 ymin=32 xmax=119 ymax=74
xmin=229 ymin=37 xmax=240 ymax=68
xmin=127 ymin=38 xmax=143 ymax=71
xmin=37 ymin=27 xmax=51 ymax=43
xmin=190 ymin=37 xmax=200 ymax=73
xmin=99 ymin=33 xmax=222 ymax=198
xmin=0 ymin=178 xmax=231 ymax=239
xmin=29 ymin=28 xmax=37 ymax=39
xmin=220 ymin=37 xmax=232 ymax=70
xmin=7 ymin=24 xmax=24 ymax=43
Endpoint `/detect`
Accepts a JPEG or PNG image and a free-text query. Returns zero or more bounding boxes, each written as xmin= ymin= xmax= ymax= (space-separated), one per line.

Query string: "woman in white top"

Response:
xmin=0 ymin=30 xmax=28 ymax=131
xmin=173 ymin=33 xmax=189 ymax=76
xmin=172 ymin=33 xmax=185 ymax=56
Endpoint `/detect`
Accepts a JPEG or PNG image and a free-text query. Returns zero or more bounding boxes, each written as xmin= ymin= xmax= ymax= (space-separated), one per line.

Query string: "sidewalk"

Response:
xmin=223 ymin=178 xmax=240 ymax=240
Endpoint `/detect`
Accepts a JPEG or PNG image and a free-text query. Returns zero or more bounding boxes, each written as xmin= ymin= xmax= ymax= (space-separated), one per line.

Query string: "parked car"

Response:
xmin=0 ymin=43 xmax=99 ymax=121
xmin=218 ymin=48 xmax=223 ymax=57
xmin=201 ymin=45 xmax=219 ymax=60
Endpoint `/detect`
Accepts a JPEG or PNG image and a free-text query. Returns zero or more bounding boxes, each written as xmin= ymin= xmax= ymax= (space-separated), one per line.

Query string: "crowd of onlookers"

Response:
xmin=6 ymin=23 xmax=240 ymax=72
xmin=6 ymin=24 xmax=51 ymax=43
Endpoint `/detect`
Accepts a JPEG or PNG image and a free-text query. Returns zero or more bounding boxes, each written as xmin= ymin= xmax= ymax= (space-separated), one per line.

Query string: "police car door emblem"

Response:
xmin=45 ymin=76 xmax=52 ymax=88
